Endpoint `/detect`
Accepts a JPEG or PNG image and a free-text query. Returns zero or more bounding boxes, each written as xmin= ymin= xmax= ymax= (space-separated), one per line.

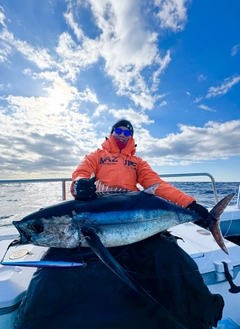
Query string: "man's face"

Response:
xmin=112 ymin=126 xmax=131 ymax=143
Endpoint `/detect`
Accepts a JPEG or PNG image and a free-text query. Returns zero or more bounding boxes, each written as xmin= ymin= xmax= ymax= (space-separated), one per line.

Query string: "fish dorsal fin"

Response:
xmin=95 ymin=180 xmax=130 ymax=194
xmin=142 ymin=184 xmax=160 ymax=195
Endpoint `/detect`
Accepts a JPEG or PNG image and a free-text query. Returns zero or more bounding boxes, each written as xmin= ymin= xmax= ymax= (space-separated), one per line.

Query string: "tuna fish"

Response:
xmin=12 ymin=184 xmax=234 ymax=254
xmin=10 ymin=184 xmax=234 ymax=329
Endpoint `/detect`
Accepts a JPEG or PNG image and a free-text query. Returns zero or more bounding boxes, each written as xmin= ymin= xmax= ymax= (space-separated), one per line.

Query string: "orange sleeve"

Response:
xmin=70 ymin=151 xmax=99 ymax=196
xmin=137 ymin=159 xmax=195 ymax=208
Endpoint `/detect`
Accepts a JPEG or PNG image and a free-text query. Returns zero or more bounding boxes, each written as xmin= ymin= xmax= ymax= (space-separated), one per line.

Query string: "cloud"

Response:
xmin=197 ymin=104 xmax=216 ymax=112
xmin=155 ymin=0 xmax=190 ymax=32
xmin=93 ymin=104 xmax=108 ymax=117
xmin=1 ymin=0 xmax=238 ymax=180
xmin=0 ymin=7 xmax=100 ymax=80
xmin=0 ymin=40 xmax=11 ymax=63
xmin=197 ymin=74 xmax=207 ymax=82
xmin=206 ymin=76 xmax=240 ymax=98
xmin=86 ymin=0 xmax=172 ymax=109
xmin=159 ymin=100 xmax=167 ymax=106
xmin=0 ymin=9 xmax=12 ymax=62
xmin=0 ymin=28 xmax=56 ymax=69
xmin=64 ymin=8 xmax=85 ymax=42
xmin=137 ymin=120 xmax=240 ymax=166
xmin=55 ymin=31 xmax=101 ymax=81
xmin=0 ymin=0 xmax=175 ymax=111
xmin=0 ymin=66 xmax=103 ymax=179
xmin=109 ymin=108 xmax=154 ymax=127
xmin=0 ymin=83 xmax=239 ymax=178
xmin=193 ymin=96 xmax=203 ymax=103
xmin=231 ymin=44 xmax=240 ymax=56
xmin=32 ymin=71 xmax=99 ymax=111
xmin=0 ymin=6 xmax=7 ymax=28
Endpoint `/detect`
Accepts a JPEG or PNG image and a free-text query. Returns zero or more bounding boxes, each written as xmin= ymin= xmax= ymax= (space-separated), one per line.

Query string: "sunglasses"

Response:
xmin=114 ymin=127 xmax=131 ymax=137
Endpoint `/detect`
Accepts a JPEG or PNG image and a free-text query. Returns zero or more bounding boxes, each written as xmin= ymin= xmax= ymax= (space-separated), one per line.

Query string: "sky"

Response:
xmin=0 ymin=0 xmax=239 ymax=182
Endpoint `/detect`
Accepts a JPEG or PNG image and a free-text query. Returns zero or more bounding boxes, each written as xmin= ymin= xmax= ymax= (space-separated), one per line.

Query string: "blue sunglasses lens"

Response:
xmin=115 ymin=128 xmax=131 ymax=137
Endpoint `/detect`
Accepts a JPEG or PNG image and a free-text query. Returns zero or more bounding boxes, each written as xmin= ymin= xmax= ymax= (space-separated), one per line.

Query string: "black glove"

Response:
xmin=73 ymin=177 xmax=96 ymax=200
xmin=187 ymin=201 xmax=217 ymax=228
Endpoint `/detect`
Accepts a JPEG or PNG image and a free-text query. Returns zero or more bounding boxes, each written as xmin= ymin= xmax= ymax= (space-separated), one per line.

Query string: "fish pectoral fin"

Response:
xmin=142 ymin=184 xmax=160 ymax=195
xmin=80 ymin=227 xmax=141 ymax=294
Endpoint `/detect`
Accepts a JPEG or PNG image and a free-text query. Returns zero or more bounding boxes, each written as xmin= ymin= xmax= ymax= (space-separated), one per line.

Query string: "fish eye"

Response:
xmin=30 ymin=219 xmax=44 ymax=233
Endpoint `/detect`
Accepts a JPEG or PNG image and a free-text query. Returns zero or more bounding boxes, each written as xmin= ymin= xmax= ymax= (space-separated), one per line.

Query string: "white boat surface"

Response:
xmin=0 ymin=173 xmax=240 ymax=329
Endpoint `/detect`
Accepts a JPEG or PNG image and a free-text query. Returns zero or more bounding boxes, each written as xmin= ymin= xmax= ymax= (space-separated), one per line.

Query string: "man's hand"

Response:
xmin=187 ymin=201 xmax=217 ymax=228
xmin=73 ymin=177 xmax=96 ymax=200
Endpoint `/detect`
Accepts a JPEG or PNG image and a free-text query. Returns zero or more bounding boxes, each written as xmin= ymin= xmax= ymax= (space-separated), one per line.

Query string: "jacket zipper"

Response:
xmin=118 ymin=150 xmax=123 ymax=187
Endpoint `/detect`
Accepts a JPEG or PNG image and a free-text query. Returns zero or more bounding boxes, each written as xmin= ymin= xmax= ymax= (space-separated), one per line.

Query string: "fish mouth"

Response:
xmin=12 ymin=221 xmax=32 ymax=244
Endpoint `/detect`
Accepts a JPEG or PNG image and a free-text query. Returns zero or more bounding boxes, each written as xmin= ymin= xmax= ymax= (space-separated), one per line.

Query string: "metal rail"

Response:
xmin=160 ymin=172 xmax=218 ymax=203
xmin=237 ymin=185 xmax=240 ymax=209
xmin=0 ymin=172 xmax=218 ymax=203
xmin=0 ymin=178 xmax=72 ymax=201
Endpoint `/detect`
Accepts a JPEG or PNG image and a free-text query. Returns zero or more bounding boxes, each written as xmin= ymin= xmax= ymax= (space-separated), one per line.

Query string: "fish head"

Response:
xmin=12 ymin=214 xmax=79 ymax=249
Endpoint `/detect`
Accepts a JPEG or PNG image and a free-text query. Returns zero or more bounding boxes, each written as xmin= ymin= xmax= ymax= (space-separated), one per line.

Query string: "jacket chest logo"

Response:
xmin=100 ymin=156 xmax=118 ymax=164
xmin=99 ymin=156 xmax=137 ymax=169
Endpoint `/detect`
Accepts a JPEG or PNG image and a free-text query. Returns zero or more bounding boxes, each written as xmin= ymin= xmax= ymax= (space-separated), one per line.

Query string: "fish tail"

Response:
xmin=209 ymin=193 xmax=235 ymax=254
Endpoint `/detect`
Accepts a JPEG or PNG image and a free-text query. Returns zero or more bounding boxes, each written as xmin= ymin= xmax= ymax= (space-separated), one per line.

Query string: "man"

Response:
xmin=71 ymin=119 xmax=212 ymax=223
xmin=68 ymin=119 xmax=223 ymax=328
xmin=15 ymin=119 xmax=223 ymax=329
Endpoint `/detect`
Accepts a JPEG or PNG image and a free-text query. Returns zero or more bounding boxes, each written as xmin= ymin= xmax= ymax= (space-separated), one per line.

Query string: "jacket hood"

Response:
xmin=102 ymin=134 xmax=136 ymax=156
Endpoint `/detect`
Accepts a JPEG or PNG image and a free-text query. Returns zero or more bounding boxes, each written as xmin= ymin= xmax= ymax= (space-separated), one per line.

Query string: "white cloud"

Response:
xmin=160 ymin=100 xmax=167 ymax=106
xmin=206 ymin=76 xmax=240 ymax=98
xmin=193 ymin=96 xmax=202 ymax=103
xmin=0 ymin=89 xmax=100 ymax=178
xmin=0 ymin=6 xmax=7 ymax=28
xmin=198 ymin=74 xmax=207 ymax=82
xmin=0 ymin=1 xmax=175 ymax=110
xmin=152 ymin=50 xmax=171 ymax=90
xmin=55 ymin=31 xmax=101 ymax=81
xmin=33 ymin=71 xmax=99 ymax=108
xmin=231 ymin=44 xmax=240 ymax=56
xmin=109 ymin=108 xmax=154 ymax=127
xmin=0 ymin=28 xmax=55 ymax=69
xmin=154 ymin=0 xmax=190 ymax=32
xmin=93 ymin=104 xmax=108 ymax=117
xmin=198 ymin=104 xmax=216 ymax=112
xmin=64 ymin=9 xmax=84 ymax=41
xmin=130 ymin=92 xmax=163 ymax=110
xmin=86 ymin=0 xmax=172 ymax=109
xmin=0 ymin=7 xmax=99 ymax=80
xmin=0 ymin=39 xmax=11 ymax=62
xmin=137 ymin=120 xmax=240 ymax=165
xmin=0 ymin=69 xmax=100 ymax=160
xmin=0 ymin=9 xmax=13 ymax=63
xmin=1 ymin=0 xmax=238 ymax=180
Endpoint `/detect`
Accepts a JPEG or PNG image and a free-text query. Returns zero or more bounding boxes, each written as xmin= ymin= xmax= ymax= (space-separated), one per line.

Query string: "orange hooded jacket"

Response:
xmin=71 ymin=134 xmax=195 ymax=208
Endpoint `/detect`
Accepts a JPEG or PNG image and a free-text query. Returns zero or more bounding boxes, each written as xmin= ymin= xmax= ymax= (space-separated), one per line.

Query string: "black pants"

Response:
xmin=14 ymin=232 xmax=224 ymax=329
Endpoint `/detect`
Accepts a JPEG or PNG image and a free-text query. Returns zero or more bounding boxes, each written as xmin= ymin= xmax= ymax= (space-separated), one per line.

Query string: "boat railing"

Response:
xmin=237 ymin=185 xmax=240 ymax=209
xmin=0 ymin=172 xmax=219 ymax=203
xmin=0 ymin=178 xmax=72 ymax=201
xmin=160 ymin=172 xmax=219 ymax=203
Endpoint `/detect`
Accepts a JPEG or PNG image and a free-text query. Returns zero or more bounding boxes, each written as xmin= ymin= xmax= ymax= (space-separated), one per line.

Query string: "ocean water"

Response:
xmin=0 ymin=181 xmax=239 ymax=227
